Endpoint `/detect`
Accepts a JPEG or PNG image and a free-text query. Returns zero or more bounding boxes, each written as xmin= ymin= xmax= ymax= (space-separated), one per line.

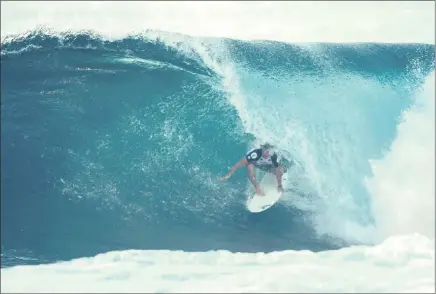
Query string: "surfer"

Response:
xmin=218 ymin=143 xmax=286 ymax=196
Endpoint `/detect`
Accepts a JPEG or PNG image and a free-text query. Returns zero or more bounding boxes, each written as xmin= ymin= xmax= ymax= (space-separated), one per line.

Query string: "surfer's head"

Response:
xmin=263 ymin=150 xmax=270 ymax=158
xmin=261 ymin=143 xmax=274 ymax=157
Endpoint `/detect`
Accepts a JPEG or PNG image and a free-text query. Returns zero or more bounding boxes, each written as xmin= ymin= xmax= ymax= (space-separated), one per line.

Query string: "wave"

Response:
xmin=1 ymin=29 xmax=434 ymax=278
xmin=366 ymin=71 xmax=435 ymax=241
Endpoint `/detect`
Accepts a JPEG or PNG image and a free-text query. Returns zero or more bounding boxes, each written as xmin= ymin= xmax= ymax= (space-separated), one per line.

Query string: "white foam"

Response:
xmin=1 ymin=1 xmax=434 ymax=44
xmin=1 ymin=233 xmax=434 ymax=293
xmin=366 ymin=71 xmax=435 ymax=242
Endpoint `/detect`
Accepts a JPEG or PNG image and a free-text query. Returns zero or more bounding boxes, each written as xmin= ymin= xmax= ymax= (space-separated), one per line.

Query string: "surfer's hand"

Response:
xmin=218 ymin=175 xmax=230 ymax=182
xmin=256 ymin=187 xmax=265 ymax=196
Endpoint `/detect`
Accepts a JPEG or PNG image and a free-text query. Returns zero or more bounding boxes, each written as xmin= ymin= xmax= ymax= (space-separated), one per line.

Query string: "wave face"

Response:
xmin=1 ymin=30 xmax=435 ymax=268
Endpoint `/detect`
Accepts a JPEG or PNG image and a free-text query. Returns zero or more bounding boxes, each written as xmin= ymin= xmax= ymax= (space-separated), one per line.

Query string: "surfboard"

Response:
xmin=246 ymin=172 xmax=286 ymax=213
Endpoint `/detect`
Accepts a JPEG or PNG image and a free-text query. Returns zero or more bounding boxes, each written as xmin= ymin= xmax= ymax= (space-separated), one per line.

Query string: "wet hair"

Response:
xmin=260 ymin=143 xmax=275 ymax=150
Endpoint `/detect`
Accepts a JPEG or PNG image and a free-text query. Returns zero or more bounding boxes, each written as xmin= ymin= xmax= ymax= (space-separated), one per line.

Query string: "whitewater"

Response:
xmin=1 ymin=1 xmax=435 ymax=293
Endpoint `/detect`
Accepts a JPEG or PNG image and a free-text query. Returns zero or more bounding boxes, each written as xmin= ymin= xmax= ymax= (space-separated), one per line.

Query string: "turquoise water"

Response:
xmin=1 ymin=31 xmax=434 ymax=266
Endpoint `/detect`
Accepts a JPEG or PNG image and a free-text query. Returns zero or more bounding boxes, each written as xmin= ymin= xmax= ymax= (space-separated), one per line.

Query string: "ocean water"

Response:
xmin=1 ymin=2 xmax=435 ymax=293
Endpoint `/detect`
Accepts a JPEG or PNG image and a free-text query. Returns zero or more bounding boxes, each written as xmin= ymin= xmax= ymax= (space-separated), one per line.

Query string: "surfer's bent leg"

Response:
xmin=273 ymin=166 xmax=284 ymax=189
xmin=247 ymin=163 xmax=260 ymax=190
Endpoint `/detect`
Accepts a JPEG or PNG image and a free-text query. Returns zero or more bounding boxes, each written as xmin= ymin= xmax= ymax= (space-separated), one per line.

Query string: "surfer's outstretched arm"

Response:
xmin=219 ymin=157 xmax=247 ymax=182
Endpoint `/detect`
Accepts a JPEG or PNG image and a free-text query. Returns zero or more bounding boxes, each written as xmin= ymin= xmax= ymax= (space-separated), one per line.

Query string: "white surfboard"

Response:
xmin=246 ymin=172 xmax=286 ymax=213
